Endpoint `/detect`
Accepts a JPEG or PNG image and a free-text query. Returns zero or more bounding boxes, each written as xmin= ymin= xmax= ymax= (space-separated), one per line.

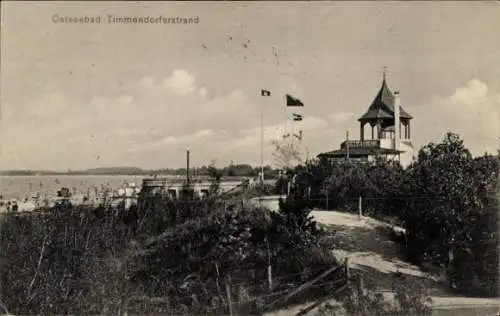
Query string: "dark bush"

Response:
xmin=0 ymin=206 xmax=133 ymax=314
xmin=1 ymin=184 xmax=338 ymax=315
xmin=288 ymin=132 xmax=499 ymax=298
xmin=402 ymin=133 xmax=499 ymax=297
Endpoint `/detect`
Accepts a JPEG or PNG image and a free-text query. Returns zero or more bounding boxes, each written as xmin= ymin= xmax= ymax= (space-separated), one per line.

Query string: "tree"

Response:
xmin=402 ymin=132 xmax=499 ymax=296
xmin=266 ymin=194 xmax=327 ymax=280
xmin=271 ymin=139 xmax=304 ymax=169
xmin=207 ymin=161 xmax=222 ymax=195
xmin=322 ymin=160 xmax=381 ymax=211
xmin=447 ymin=154 xmax=499 ymax=296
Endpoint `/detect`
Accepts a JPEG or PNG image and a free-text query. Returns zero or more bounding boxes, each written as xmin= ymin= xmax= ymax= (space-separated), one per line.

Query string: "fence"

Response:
xmin=125 ymin=258 xmax=351 ymax=316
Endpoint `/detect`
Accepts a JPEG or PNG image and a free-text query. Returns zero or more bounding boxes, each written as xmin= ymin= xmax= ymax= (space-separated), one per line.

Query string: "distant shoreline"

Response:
xmin=0 ymin=173 xmax=179 ymax=176
xmin=0 ymin=172 xmax=168 ymax=176
xmin=0 ymin=168 xmax=176 ymax=176
xmin=0 ymin=165 xmax=277 ymax=178
xmin=1 ymin=174 xmax=151 ymax=177
xmin=0 ymin=173 xmax=253 ymax=180
xmin=0 ymin=173 xmax=256 ymax=183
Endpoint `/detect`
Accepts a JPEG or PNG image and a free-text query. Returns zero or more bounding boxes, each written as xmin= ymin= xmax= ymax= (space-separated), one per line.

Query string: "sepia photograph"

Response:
xmin=0 ymin=1 xmax=499 ymax=315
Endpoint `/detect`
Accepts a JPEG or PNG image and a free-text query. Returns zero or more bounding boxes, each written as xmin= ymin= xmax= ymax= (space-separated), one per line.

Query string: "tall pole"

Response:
xmin=358 ymin=196 xmax=363 ymax=219
xmin=283 ymin=95 xmax=288 ymax=141
xmin=186 ymin=150 xmax=190 ymax=185
xmin=346 ymin=131 xmax=350 ymax=160
xmin=260 ymin=102 xmax=264 ymax=183
xmin=305 ymin=143 xmax=310 ymax=164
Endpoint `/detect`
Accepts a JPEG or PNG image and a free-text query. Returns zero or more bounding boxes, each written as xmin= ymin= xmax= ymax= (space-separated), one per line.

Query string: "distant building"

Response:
xmin=138 ymin=177 xmax=246 ymax=202
xmin=318 ymin=75 xmax=415 ymax=167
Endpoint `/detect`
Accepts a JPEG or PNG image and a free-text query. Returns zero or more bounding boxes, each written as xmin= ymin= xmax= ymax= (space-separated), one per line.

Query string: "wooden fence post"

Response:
xmin=358 ymin=196 xmax=362 ymax=219
xmin=266 ymin=265 xmax=342 ymax=311
xmin=214 ymin=262 xmax=224 ymax=303
xmin=225 ymin=277 xmax=234 ymax=316
xmin=357 ymin=273 xmax=366 ymax=314
xmin=266 ymin=236 xmax=273 ymax=292
xmin=294 ymin=283 xmax=348 ymax=316
xmin=344 ymin=257 xmax=349 ymax=283
xmin=357 ymin=274 xmax=364 ymax=296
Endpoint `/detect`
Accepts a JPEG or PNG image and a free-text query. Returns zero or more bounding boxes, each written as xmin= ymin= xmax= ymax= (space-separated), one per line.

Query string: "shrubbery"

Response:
xmin=132 ymin=193 xmax=338 ymax=314
xmin=403 ymin=133 xmax=499 ymax=297
xmin=287 ymin=158 xmax=405 ymax=220
xmin=1 ymin=132 xmax=497 ymax=315
xmin=289 ymin=132 xmax=499 ymax=298
xmin=315 ymin=273 xmax=432 ymax=316
xmin=0 ymin=184 xmax=338 ymax=314
xmin=0 ymin=206 xmax=134 ymax=314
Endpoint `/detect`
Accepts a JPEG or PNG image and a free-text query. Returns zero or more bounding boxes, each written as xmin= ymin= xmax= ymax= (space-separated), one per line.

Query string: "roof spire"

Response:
xmin=383 ymin=66 xmax=387 ymax=81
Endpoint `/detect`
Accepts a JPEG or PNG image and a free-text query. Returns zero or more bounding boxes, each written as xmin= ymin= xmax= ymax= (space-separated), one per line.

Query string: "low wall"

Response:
xmin=250 ymin=195 xmax=285 ymax=212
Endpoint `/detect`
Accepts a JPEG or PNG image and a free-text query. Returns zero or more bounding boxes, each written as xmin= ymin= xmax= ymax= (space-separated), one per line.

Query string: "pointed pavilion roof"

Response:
xmin=359 ymin=78 xmax=412 ymax=122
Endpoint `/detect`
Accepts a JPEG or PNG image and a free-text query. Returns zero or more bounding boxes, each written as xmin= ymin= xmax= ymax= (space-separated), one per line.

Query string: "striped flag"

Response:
xmin=286 ymin=94 xmax=304 ymax=107
xmin=293 ymin=113 xmax=303 ymax=121
xmin=261 ymin=89 xmax=271 ymax=96
xmin=294 ymin=130 xmax=303 ymax=141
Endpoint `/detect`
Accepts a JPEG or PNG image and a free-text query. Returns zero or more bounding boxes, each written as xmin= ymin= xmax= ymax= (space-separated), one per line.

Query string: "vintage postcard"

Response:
xmin=1 ymin=1 xmax=499 ymax=315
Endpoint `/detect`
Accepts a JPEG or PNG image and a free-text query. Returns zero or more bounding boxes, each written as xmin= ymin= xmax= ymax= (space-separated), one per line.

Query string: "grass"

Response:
xmin=0 ymin=194 xmax=344 ymax=315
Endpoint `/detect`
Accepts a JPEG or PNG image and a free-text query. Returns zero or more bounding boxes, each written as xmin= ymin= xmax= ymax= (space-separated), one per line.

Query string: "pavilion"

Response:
xmin=318 ymin=74 xmax=415 ymax=167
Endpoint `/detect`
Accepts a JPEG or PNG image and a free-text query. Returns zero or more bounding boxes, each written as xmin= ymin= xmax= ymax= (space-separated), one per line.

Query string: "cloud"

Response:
xmin=162 ymin=129 xmax=218 ymax=144
xmin=410 ymin=78 xmax=499 ymax=156
xmin=0 ymin=68 xmax=263 ymax=169
xmin=138 ymin=77 xmax=156 ymax=89
xmin=232 ymin=116 xmax=328 ymax=148
xmin=24 ymin=93 xmax=68 ymax=118
xmin=4 ymin=68 xmax=496 ymax=170
xmin=330 ymin=112 xmax=353 ymax=124
xmin=117 ymin=95 xmax=134 ymax=105
xmin=448 ymin=79 xmax=489 ymax=105
xmin=164 ymin=69 xmax=196 ymax=95
xmin=198 ymin=86 xmax=208 ymax=97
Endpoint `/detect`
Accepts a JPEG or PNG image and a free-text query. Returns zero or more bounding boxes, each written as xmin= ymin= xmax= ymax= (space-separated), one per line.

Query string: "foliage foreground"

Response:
xmin=0 ymin=190 xmax=436 ymax=315
xmin=0 ymin=191 xmax=346 ymax=315
xmin=2 ymin=132 xmax=495 ymax=314
xmin=286 ymin=132 xmax=499 ymax=298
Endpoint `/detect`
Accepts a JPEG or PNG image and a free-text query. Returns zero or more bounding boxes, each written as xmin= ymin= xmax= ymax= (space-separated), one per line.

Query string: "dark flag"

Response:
xmin=293 ymin=113 xmax=303 ymax=121
xmin=286 ymin=94 xmax=304 ymax=107
xmin=261 ymin=89 xmax=271 ymax=96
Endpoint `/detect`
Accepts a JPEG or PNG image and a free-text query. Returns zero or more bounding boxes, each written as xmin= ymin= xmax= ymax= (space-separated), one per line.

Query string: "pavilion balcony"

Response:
xmin=340 ymin=140 xmax=380 ymax=149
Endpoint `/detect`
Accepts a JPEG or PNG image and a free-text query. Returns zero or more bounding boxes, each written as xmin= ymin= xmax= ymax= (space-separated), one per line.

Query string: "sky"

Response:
xmin=1 ymin=1 xmax=499 ymax=170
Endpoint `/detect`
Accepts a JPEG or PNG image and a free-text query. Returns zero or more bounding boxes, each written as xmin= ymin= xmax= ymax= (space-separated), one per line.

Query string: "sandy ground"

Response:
xmin=311 ymin=210 xmax=426 ymax=279
xmin=266 ymin=208 xmax=499 ymax=315
xmin=313 ymin=210 xmax=499 ymax=308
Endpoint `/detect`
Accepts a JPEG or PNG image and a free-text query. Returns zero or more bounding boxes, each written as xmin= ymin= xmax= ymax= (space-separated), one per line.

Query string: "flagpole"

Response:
xmin=283 ymin=95 xmax=288 ymax=173
xmin=283 ymin=95 xmax=288 ymax=140
xmin=260 ymin=98 xmax=264 ymax=183
xmin=346 ymin=130 xmax=350 ymax=160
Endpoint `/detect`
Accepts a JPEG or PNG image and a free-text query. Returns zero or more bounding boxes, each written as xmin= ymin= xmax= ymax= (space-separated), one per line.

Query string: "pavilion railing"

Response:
xmin=340 ymin=140 xmax=380 ymax=149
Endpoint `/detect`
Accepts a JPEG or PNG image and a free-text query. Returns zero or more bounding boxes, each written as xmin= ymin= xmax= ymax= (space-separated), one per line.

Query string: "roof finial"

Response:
xmin=383 ymin=66 xmax=387 ymax=81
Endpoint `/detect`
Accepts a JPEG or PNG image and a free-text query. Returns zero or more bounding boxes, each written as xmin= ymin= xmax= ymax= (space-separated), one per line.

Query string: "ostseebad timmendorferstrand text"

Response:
xmin=52 ymin=14 xmax=200 ymax=24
